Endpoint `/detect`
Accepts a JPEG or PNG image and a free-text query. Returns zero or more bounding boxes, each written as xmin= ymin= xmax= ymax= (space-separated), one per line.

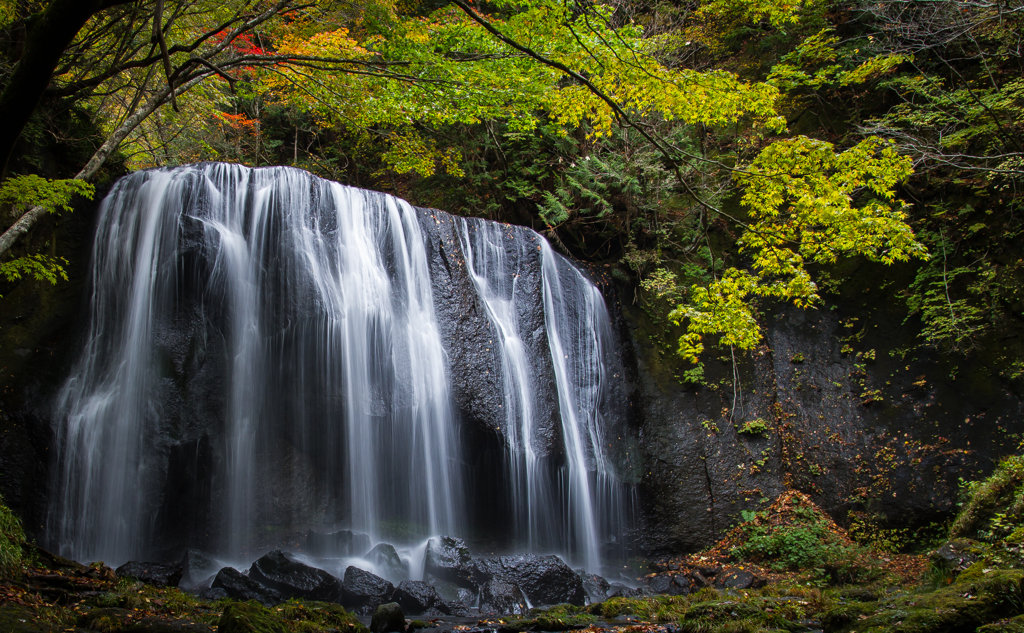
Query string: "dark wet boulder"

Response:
xmin=479 ymin=579 xmax=527 ymax=616
xmin=211 ymin=567 xmax=281 ymax=606
xmin=183 ymin=573 xmax=224 ymax=600
xmin=393 ymin=580 xmax=468 ymax=617
xmin=343 ymin=566 xmax=396 ymax=614
xmin=366 ymin=543 xmax=408 ymax=580
xmin=434 ymin=600 xmax=470 ymax=617
xmin=393 ymin=580 xmax=442 ymax=615
xmin=194 ymin=586 xmax=229 ymax=601
xmin=716 ymin=569 xmax=764 ymax=590
xmin=180 ymin=549 xmax=219 ymax=587
xmin=424 ymin=536 xmax=475 ymax=589
xmin=472 ymin=555 xmax=586 ymax=606
xmin=646 ymin=574 xmax=686 ymax=596
xmin=115 ymin=561 xmax=183 ymax=587
xmin=307 ymin=529 xmax=372 ymax=557
xmin=686 ymin=570 xmax=710 ymax=589
xmin=249 ymin=549 xmax=342 ymax=602
xmin=608 ymin=584 xmax=652 ymax=598
xmin=578 ymin=570 xmax=610 ymax=602
xmin=371 ymin=602 xmax=406 ymax=633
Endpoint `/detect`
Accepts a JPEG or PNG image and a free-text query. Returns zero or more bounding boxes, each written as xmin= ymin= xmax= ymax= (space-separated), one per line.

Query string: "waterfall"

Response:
xmin=458 ymin=220 xmax=629 ymax=571
xmin=49 ymin=163 xmax=632 ymax=569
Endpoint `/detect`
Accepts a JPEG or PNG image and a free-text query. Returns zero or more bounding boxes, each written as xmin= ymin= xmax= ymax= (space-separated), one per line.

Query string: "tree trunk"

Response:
xmin=0 ymin=73 xmax=207 ymax=259
xmin=0 ymin=0 xmax=134 ymax=177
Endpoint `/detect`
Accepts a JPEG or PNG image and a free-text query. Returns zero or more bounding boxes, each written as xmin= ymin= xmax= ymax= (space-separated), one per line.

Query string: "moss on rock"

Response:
xmin=952 ymin=456 xmax=1024 ymax=540
xmin=842 ymin=570 xmax=1024 ymax=633
xmin=219 ymin=602 xmax=291 ymax=633
xmin=0 ymin=494 xmax=24 ymax=578
xmin=0 ymin=603 xmax=60 ymax=632
xmin=979 ymin=614 xmax=1024 ymax=633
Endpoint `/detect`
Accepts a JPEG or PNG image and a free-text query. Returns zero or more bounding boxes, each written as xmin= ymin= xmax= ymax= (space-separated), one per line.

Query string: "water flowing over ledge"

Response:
xmin=48 ymin=163 xmax=637 ymax=573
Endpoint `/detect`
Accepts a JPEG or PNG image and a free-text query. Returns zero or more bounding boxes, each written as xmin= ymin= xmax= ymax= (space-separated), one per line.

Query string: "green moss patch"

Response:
xmin=219 ymin=600 xmax=369 ymax=633
xmin=0 ymin=495 xmax=25 ymax=579
xmin=841 ymin=570 xmax=1024 ymax=633
xmin=952 ymin=455 xmax=1024 ymax=541
xmin=979 ymin=614 xmax=1024 ymax=633
xmin=220 ymin=602 xmax=291 ymax=633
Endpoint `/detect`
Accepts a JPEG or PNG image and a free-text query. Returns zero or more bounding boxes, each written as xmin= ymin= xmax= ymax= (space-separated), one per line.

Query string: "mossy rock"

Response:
xmin=78 ymin=607 xmax=132 ymax=632
xmin=219 ymin=602 xmax=290 ymax=633
xmin=980 ymin=614 xmax=1024 ymax=632
xmin=499 ymin=613 xmax=598 ymax=632
xmin=959 ymin=561 xmax=994 ymax=583
xmin=529 ymin=604 xmax=585 ymax=616
xmin=686 ymin=600 xmax=765 ymax=620
xmin=845 ymin=570 xmax=1024 ymax=633
xmin=821 ymin=601 xmax=877 ymax=633
xmin=952 ymin=456 xmax=1024 ymax=539
xmin=589 ymin=595 xmax=690 ymax=619
xmin=0 ymin=603 xmax=60 ymax=632
xmin=276 ymin=600 xmax=368 ymax=633
xmin=835 ymin=587 xmax=879 ymax=602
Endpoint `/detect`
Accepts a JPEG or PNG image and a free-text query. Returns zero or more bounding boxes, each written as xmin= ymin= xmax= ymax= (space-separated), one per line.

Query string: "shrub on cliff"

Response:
xmin=0 ymin=494 xmax=24 ymax=578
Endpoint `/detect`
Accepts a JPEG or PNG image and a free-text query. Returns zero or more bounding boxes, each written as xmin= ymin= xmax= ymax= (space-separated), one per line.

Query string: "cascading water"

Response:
xmin=49 ymin=163 xmax=633 ymax=571
xmin=458 ymin=219 xmax=631 ymax=572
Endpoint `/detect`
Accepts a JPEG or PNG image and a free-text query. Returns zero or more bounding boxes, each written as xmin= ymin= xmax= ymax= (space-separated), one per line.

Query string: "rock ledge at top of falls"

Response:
xmin=249 ymin=550 xmax=342 ymax=602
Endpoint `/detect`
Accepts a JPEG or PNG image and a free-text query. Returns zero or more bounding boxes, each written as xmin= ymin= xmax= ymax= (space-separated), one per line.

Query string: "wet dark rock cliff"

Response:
xmin=622 ymin=258 xmax=1024 ymax=555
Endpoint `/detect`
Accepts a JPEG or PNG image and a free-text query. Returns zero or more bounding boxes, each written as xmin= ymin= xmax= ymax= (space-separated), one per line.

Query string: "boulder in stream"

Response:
xmin=371 ymin=602 xmax=406 ymax=633
xmin=392 ymin=580 xmax=442 ymax=615
xmin=392 ymin=580 xmax=468 ymax=617
xmin=180 ymin=549 xmax=219 ymax=588
xmin=249 ymin=549 xmax=342 ymax=602
xmin=479 ymin=579 xmax=527 ymax=616
xmin=424 ymin=536 xmax=476 ymax=589
xmin=211 ymin=567 xmax=281 ymax=606
xmin=343 ymin=566 xmax=396 ymax=614
xmin=578 ymin=570 xmax=610 ymax=602
xmin=365 ymin=543 xmax=408 ymax=580
xmin=472 ymin=554 xmax=586 ymax=606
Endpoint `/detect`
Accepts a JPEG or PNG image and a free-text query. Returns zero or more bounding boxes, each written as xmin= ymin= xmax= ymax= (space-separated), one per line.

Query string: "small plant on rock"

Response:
xmin=738 ymin=418 xmax=771 ymax=435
